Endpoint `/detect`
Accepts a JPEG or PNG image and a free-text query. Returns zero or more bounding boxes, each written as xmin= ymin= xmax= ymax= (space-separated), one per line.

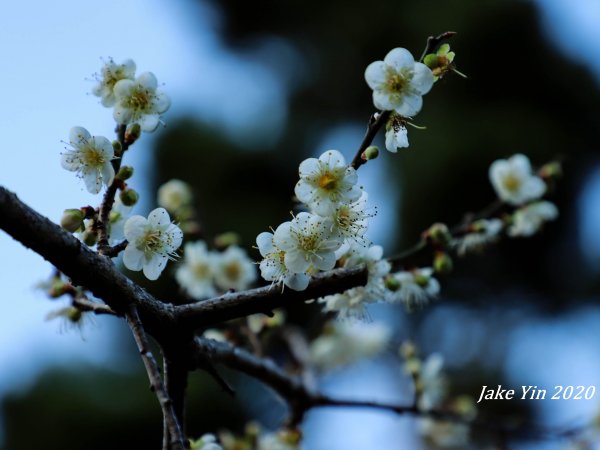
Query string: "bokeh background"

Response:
xmin=1 ymin=0 xmax=599 ymax=448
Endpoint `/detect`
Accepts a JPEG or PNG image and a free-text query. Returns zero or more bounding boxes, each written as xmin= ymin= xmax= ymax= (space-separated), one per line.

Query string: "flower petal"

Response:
xmin=123 ymin=244 xmax=144 ymax=271
xmin=384 ymin=48 xmax=415 ymax=71
xmin=137 ymin=72 xmax=158 ymax=91
xmin=364 ymin=61 xmax=386 ymax=89
xmin=256 ymin=232 xmax=275 ymax=256
xmin=148 ymin=208 xmax=171 ymax=227
xmin=285 ymin=273 xmax=310 ymax=291
xmin=411 ymin=63 xmax=434 ymax=95
xmin=153 ymin=91 xmax=171 ymax=113
xmin=124 ymin=215 xmax=147 ymax=241
xmin=69 ymin=126 xmax=91 ymax=147
xmin=395 ymin=93 xmax=423 ymax=117
xmin=101 ymin=163 xmax=115 ymax=186
xmin=143 ymin=254 xmax=168 ymax=280
xmin=83 ymin=169 xmax=102 ymax=194
xmin=139 ymin=114 xmax=160 ymax=132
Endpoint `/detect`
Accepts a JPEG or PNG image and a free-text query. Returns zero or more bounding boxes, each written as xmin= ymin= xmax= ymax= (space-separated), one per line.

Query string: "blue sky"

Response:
xmin=1 ymin=0 xmax=600 ymax=447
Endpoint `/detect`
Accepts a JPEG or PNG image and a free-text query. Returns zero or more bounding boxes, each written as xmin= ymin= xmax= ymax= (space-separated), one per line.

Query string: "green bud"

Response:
xmin=414 ymin=273 xmax=430 ymax=287
xmin=112 ymin=140 xmax=123 ymax=156
xmin=361 ymin=145 xmax=379 ymax=161
xmin=424 ymin=222 xmax=452 ymax=247
xmin=116 ymin=165 xmax=134 ymax=180
xmin=433 ymin=252 xmax=453 ymax=274
xmin=384 ymin=275 xmax=401 ymax=292
xmin=214 ymin=232 xmax=241 ymax=249
xmin=539 ymin=161 xmax=562 ymax=180
xmin=60 ymin=209 xmax=85 ymax=233
xmin=66 ymin=306 xmax=83 ymax=323
xmin=119 ymin=188 xmax=139 ymax=206
xmin=399 ymin=341 xmax=417 ymax=359
xmin=82 ymin=229 xmax=98 ymax=247
xmin=124 ymin=123 xmax=142 ymax=145
xmin=423 ymin=53 xmax=439 ymax=70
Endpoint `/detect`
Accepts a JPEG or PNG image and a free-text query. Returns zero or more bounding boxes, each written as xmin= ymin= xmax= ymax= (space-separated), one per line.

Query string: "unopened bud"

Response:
xmin=112 ymin=140 xmax=123 ymax=156
xmin=399 ymin=341 xmax=417 ymax=359
xmin=60 ymin=209 xmax=84 ymax=233
xmin=124 ymin=123 xmax=142 ymax=145
xmin=539 ymin=161 xmax=562 ymax=180
xmin=424 ymin=222 xmax=452 ymax=247
xmin=214 ymin=232 xmax=241 ymax=249
xmin=361 ymin=145 xmax=379 ymax=161
xmin=116 ymin=165 xmax=134 ymax=180
xmin=120 ymin=188 xmax=139 ymax=206
xmin=433 ymin=252 xmax=453 ymax=274
xmin=82 ymin=229 xmax=98 ymax=247
xmin=384 ymin=275 xmax=401 ymax=292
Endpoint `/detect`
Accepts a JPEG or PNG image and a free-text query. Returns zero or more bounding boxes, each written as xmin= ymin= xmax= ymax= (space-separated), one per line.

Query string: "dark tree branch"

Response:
xmin=350 ymin=111 xmax=391 ymax=170
xmin=173 ymin=266 xmax=368 ymax=329
xmin=125 ymin=306 xmax=186 ymax=450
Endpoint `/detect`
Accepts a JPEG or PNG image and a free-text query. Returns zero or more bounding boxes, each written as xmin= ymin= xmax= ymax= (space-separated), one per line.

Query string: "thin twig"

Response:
xmin=350 ymin=111 xmax=391 ymax=170
xmin=98 ymin=125 xmax=129 ymax=253
xmin=125 ymin=306 xmax=186 ymax=450
xmin=72 ymin=296 xmax=117 ymax=316
xmin=419 ymin=31 xmax=457 ymax=62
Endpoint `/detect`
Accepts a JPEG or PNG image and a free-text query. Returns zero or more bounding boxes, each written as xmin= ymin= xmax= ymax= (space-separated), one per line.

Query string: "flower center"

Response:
xmin=83 ymin=146 xmax=106 ymax=167
xmin=193 ymin=262 xmax=210 ymax=279
xmin=224 ymin=262 xmax=241 ymax=281
xmin=128 ymin=87 xmax=151 ymax=111
xmin=502 ymin=174 xmax=522 ymax=192
xmin=386 ymin=73 xmax=407 ymax=93
xmin=142 ymin=230 xmax=164 ymax=256
xmin=318 ymin=172 xmax=337 ymax=191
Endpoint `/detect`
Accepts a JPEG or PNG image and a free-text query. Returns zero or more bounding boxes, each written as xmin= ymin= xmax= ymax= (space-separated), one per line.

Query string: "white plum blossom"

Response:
xmin=213 ymin=245 xmax=257 ymax=291
xmin=113 ymin=72 xmax=170 ymax=132
xmin=92 ymin=58 xmax=136 ymax=107
xmin=329 ymin=192 xmax=371 ymax=242
xmin=190 ymin=433 xmax=222 ymax=450
xmin=158 ymin=179 xmax=193 ymax=212
xmin=320 ymin=243 xmax=391 ymax=319
xmin=123 ymin=208 xmax=183 ymax=281
xmin=489 ymin=154 xmax=546 ymax=206
xmin=508 ymin=201 xmax=558 ymax=237
xmin=273 ymin=212 xmax=342 ymax=274
xmin=309 ymin=321 xmax=391 ymax=371
xmin=452 ymin=218 xmax=504 ymax=256
xmin=257 ymin=432 xmax=300 ymax=450
xmin=387 ymin=267 xmax=440 ymax=311
xmin=418 ymin=353 xmax=447 ymax=410
xmin=365 ymin=47 xmax=434 ymax=117
xmin=176 ymin=241 xmax=217 ymax=299
xmin=108 ymin=196 xmax=133 ymax=244
xmin=385 ymin=114 xmax=409 ymax=152
xmin=295 ymin=150 xmax=361 ymax=216
xmin=256 ymin=231 xmax=310 ymax=291
xmin=61 ymin=127 xmax=115 ymax=194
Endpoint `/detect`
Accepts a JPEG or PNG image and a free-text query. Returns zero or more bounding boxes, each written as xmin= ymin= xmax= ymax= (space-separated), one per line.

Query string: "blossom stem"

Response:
xmin=97 ymin=124 xmax=131 ymax=253
xmin=419 ymin=31 xmax=457 ymax=62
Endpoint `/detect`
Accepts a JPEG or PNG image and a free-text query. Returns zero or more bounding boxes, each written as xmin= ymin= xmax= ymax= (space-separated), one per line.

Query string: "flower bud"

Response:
xmin=60 ymin=209 xmax=85 ymax=233
xmin=112 ymin=140 xmax=123 ymax=156
xmin=384 ymin=275 xmax=401 ymax=292
xmin=424 ymin=222 xmax=452 ymax=247
xmin=116 ymin=165 xmax=134 ymax=180
xmin=539 ymin=161 xmax=562 ymax=180
xmin=433 ymin=252 xmax=453 ymax=274
xmin=214 ymin=232 xmax=241 ymax=249
xmin=361 ymin=145 xmax=379 ymax=161
xmin=124 ymin=123 xmax=142 ymax=145
xmin=82 ymin=229 xmax=98 ymax=247
xmin=399 ymin=341 xmax=417 ymax=359
xmin=120 ymin=188 xmax=139 ymax=206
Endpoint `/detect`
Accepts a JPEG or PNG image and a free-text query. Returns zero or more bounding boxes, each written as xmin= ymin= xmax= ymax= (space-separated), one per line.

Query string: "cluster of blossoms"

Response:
xmin=256 ymin=149 xmax=374 ymax=291
xmin=401 ymin=343 xmax=477 ymax=448
xmin=365 ymin=45 xmax=463 ymax=153
xmin=176 ymin=240 xmax=256 ymax=300
xmin=59 ymin=59 xmax=183 ymax=282
xmin=452 ymin=154 xmax=559 ymax=256
xmin=92 ymin=58 xmax=170 ymax=132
